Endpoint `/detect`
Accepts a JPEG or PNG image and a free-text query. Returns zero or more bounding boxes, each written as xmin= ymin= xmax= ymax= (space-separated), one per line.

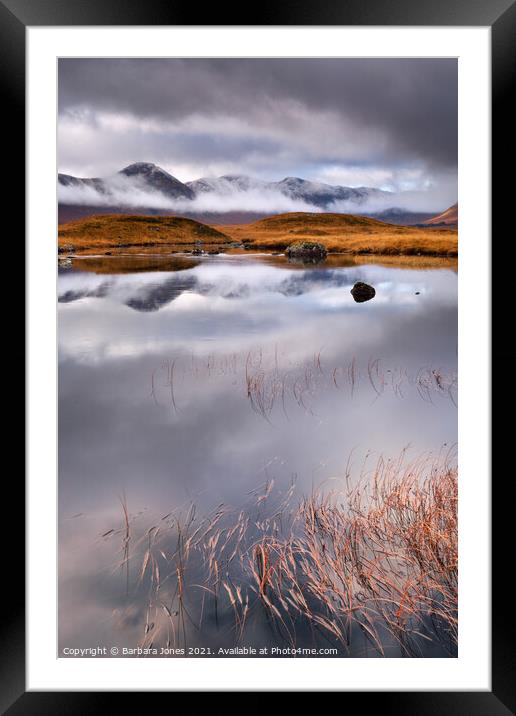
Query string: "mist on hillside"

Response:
xmin=58 ymin=175 xmax=453 ymax=216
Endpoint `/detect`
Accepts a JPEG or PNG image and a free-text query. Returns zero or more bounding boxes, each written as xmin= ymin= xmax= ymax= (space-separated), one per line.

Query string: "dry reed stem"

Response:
xmin=103 ymin=452 xmax=457 ymax=656
xmin=149 ymin=348 xmax=457 ymax=422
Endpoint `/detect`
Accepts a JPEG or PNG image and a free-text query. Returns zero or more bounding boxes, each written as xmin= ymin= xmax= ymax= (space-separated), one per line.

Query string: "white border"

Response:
xmin=27 ymin=26 xmax=490 ymax=691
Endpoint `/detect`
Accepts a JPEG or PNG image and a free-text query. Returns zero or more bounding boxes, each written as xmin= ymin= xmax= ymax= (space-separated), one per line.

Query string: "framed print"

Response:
xmin=2 ymin=0 xmax=513 ymax=709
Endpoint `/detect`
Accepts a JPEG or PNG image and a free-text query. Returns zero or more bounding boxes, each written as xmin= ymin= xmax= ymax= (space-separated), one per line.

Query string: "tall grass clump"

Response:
xmin=102 ymin=452 xmax=457 ymax=657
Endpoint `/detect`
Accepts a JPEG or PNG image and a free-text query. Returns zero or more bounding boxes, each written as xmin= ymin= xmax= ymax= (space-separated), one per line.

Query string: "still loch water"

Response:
xmin=58 ymin=253 xmax=457 ymax=657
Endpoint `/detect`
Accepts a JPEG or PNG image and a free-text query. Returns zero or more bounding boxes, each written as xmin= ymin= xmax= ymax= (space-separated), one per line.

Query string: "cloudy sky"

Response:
xmin=58 ymin=58 xmax=457 ymax=208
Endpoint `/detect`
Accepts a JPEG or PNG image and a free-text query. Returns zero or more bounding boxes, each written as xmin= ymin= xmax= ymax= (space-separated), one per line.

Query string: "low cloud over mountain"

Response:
xmin=58 ymin=59 xmax=458 ymax=218
xmin=58 ymin=162 xmax=450 ymax=219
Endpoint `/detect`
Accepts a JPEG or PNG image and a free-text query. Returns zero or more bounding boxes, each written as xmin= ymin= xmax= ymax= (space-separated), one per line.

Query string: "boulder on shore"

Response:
xmin=285 ymin=241 xmax=327 ymax=260
xmin=351 ymin=281 xmax=376 ymax=303
xmin=58 ymin=244 xmax=76 ymax=254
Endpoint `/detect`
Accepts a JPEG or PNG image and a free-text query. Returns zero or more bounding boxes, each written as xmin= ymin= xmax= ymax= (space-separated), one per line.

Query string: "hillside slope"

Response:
xmin=424 ymin=203 xmax=458 ymax=227
xmin=58 ymin=214 xmax=232 ymax=251
xmin=59 ymin=162 xmax=194 ymax=201
xmin=216 ymin=212 xmax=458 ymax=256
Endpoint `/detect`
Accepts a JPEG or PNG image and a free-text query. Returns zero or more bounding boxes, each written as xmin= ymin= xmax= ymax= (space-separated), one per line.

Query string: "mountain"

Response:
xmin=58 ymin=163 xmax=457 ymax=230
xmin=423 ymin=203 xmax=458 ymax=227
xmin=58 ymin=162 xmax=194 ymax=202
xmin=118 ymin=162 xmax=194 ymax=200
xmin=276 ymin=177 xmax=383 ymax=207
xmin=368 ymin=207 xmax=436 ymax=226
xmin=58 ymin=163 xmax=390 ymax=222
xmin=185 ymin=174 xmax=387 ymax=207
xmin=186 ymin=175 xmax=266 ymax=195
xmin=58 ymin=173 xmax=107 ymax=193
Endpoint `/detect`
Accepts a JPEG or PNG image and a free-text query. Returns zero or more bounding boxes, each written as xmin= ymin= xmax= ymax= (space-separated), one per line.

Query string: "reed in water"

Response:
xmin=105 ymin=451 xmax=457 ymax=657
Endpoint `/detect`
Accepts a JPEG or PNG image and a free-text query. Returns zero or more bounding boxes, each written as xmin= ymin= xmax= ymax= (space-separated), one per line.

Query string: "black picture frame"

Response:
xmin=2 ymin=0 xmax=513 ymax=709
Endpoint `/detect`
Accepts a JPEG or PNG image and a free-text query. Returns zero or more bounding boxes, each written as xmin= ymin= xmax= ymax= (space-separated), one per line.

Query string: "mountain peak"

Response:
xmin=119 ymin=162 xmax=159 ymax=176
xmin=118 ymin=162 xmax=195 ymax=200
xmin=280 ymin=176 xmax=306 ymax=185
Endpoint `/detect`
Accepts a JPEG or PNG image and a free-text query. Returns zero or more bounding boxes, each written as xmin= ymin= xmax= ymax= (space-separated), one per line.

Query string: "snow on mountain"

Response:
xmin=58 ymin=162 xmax=194 ymax=205
xmin=58 ymin=174 xmax=107 ymax=193
xmin=186 ymin=175 xmax=271 ymax=195
xmin=186 ymin=173 xmax=388 ymax=207
xmin=276 ymin=176 xmax=384 ymax=207
xmin=118 ymin=162 xmax=194 ymax=200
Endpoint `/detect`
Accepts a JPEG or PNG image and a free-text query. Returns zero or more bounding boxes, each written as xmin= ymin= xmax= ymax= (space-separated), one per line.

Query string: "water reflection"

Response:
xmin=59 ymin=254 xmax=457 ymax=657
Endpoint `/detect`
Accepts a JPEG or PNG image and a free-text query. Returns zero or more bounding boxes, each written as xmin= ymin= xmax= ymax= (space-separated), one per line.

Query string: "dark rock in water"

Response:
xmin=285 ymin=241 xmax=327 ymax=260
xmin=58 ymin=244 xmax=75 ymax=254
xmin=351 ymin=281 xmax=376 ymax=303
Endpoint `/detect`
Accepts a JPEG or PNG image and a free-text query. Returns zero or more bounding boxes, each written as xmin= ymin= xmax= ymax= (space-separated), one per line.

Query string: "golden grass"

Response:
xmin=216 ymin=212 xmax=458 ymax=257
xmin=350 ymin=254 xmax=458 ymax=271
xmin=58 ymin=214 xmax=232 ymax=250
xmin=59 ymin=212 xmax=457 ymax=258
xmin=103 ymin=447 xmax=458 ymax=656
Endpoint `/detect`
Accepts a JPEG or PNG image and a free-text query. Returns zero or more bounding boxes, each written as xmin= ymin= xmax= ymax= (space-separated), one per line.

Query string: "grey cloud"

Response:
xmin=58 ymin=58 xmax=457 ymax=202
xmin=59 ymin=59 xmax=456 ymax=166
